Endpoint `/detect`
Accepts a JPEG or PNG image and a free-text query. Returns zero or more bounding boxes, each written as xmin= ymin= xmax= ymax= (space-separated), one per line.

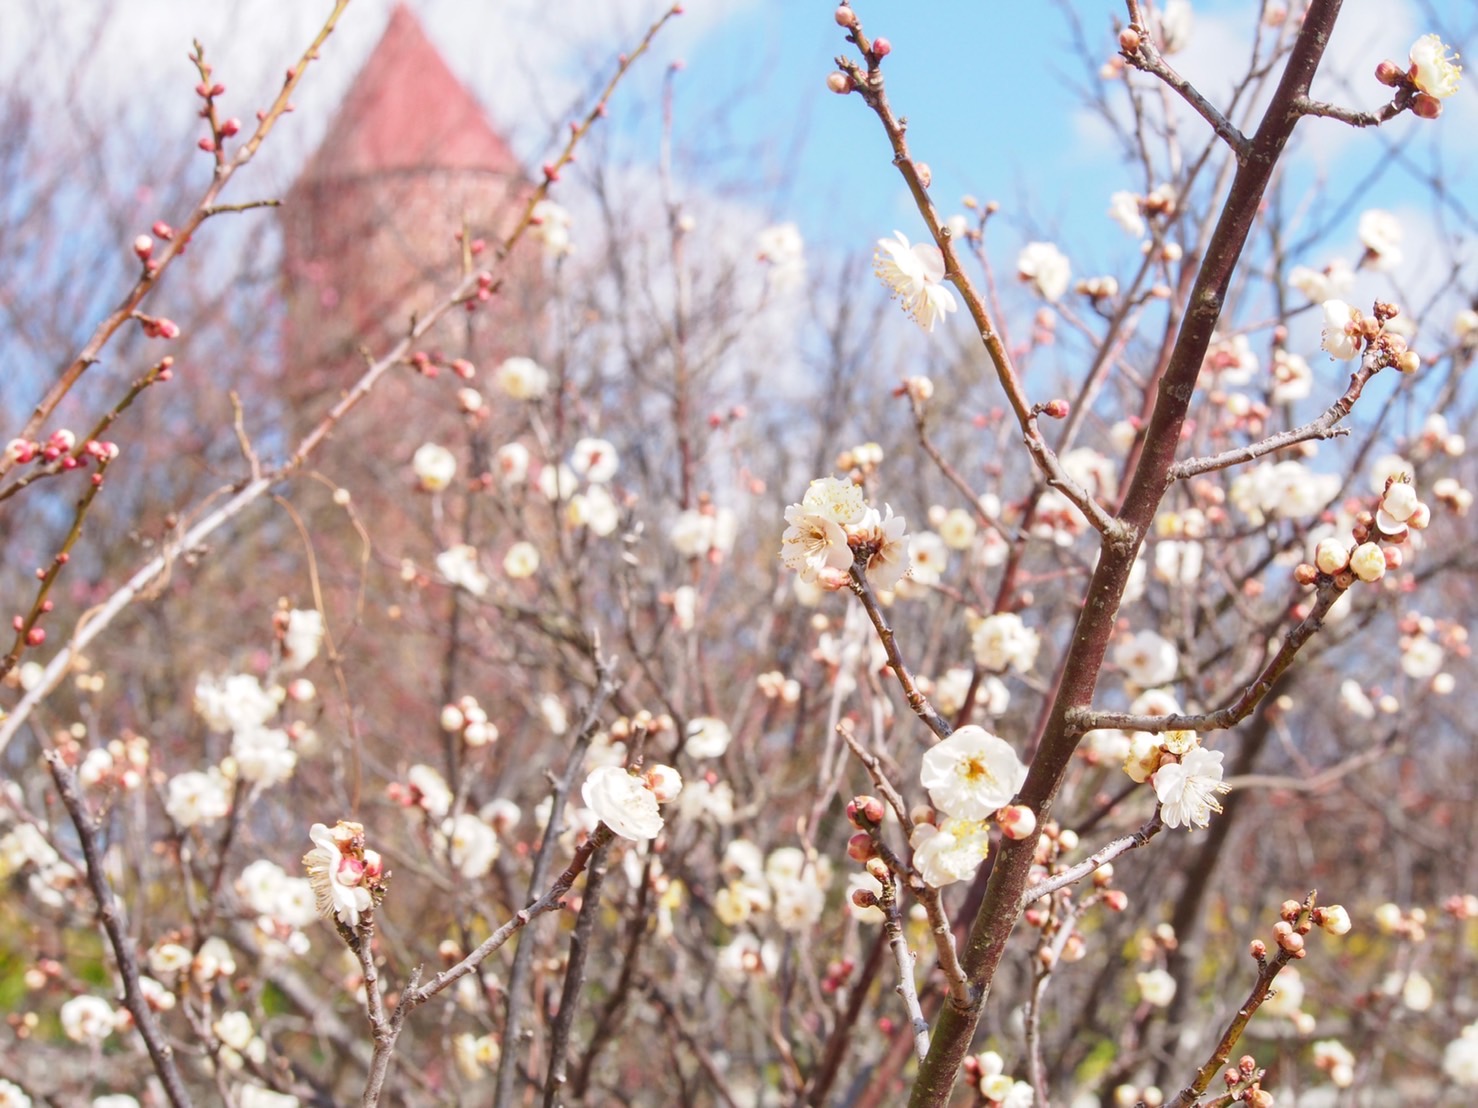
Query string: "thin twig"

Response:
xmin=1020 ymin=812 xmax=1162 ymax=909
xmin=45 ymin=753 xmax=195 ymax=1108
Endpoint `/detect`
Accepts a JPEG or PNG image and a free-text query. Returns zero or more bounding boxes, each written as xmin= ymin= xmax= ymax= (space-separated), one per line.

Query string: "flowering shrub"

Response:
xmin=0 ymin=4 xmax=1474 ymax=1107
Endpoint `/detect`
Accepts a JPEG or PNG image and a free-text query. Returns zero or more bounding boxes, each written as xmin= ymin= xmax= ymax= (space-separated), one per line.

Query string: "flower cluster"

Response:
xmin=1300 ymin=475 xmax=1430 ymax=587
xmin=581 ymin=763 xmax=682 ymax=842
xmin=1123 ymin=729 xmax=1230 ymax=830
xmin=779 ymin=476 xmax=910 ymax=590
xmin=302 ymin=820 xmax=387 ymax=931
xmin=1319 ymin=298 xmax=1419 ymax=373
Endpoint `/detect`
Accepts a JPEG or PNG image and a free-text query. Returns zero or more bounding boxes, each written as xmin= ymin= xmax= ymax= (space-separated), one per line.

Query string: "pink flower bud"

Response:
xmin=835 ymin=6 xmax=857 ymax=28
xmin=362 ymin=850 xmax=384 ymax=880
xmin=847 ymin=795 xmax=886 ymax=828
xmin=1375 ymin=59 xmax=1405 ymax=86
xmin=1102 ymin=889 xmax=1128 ymax=911
xmin=847 ymin=832 xmax=876 ymax=862
xmin=133 ymin=235 xmax=154 ymax=260
xmin=997 ymin=804 xmax=1037 ymax=840
xmin=220 ymin=118 xmax=241 ymax=137
xmin=1383 ymin=546 xmax=1403 ymax=570
xmin=1119 ymin=27 xmax=1142 ymax=52
xmin=826 ymin=71 xmax=853 ymax=94
xmin=1042 ymin=399 xmax=1070 ymax=420
xmin=872 ymin=36 xmax=891 ymax=58
xmin=195 ymin=82 xmax=211 ymax=98
xmin=1411 ymin=93 xmax=1442 ymax=119
xmin=1407 ymin=502 xmax=1430 ymax=530
xmin=337 ymin=855 xmax=366 ymax=886
xmin=26 ymin=627 xmax=45 ymax=646
xmin=198 ymin=136 xmax=216 ymax=153
xmin=851 ymin=887 xmax=879 ymax=909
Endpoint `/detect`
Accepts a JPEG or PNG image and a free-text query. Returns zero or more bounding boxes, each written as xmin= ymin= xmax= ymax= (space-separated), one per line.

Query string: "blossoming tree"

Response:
xmin=0 ymin=2 xmax=1475 ymax=1107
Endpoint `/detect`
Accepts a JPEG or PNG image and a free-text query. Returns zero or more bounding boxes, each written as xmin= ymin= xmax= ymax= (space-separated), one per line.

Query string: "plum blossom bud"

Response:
xmin=997 ymin=804 xmax=1037 ymax=840
xmin=1375 ymin=59 xmax=1405 ymax=86
xmin=872 ymin=37 xmax=891 ymax=58
xmin=847 ymin=832 xmax=876 ymax=862
xmin=1349 ymin=542 xmax=1387 ymax=582
xmin=826 ymin=72 xmax=853 ymax=94
xmin=835 ymin=5 xmax=857 ymax=27
xmin=133 ymin=235 xmax=154 ymax=260
xmin=1318 ymin=905 xmax=1352 ymax=936
xmin=1250 ymin=939 xmax=1267 ymax=959
xmin=847 ymin=795 xmax=886 ymax=828
xmin=645 ymin=764 xmax=683 ymax=803
xmin=1042 ymin=399 xmax=1070 ymax=420
xmin=1103 ymin=889 xmax=1129 ymax=911
xmin=1314 ymin=539 xmax=1349 ymax=575
xmin=914 ymin=161 xmax=931 ymax=188
xmin=851 ymin=887 xmax=879 ymax=910
xmin=1396 ymin=349 xmax=1421 ymax=373
xmin=1119 ymin=27 xmax=1141 ymax=53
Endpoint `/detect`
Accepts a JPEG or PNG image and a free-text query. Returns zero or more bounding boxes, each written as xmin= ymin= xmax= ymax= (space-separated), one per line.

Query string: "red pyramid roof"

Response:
xmin=296 ymin=4 xmax=521 ymax=182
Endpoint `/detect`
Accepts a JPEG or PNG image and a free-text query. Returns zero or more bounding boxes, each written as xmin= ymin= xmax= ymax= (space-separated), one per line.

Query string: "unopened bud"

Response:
xmin=1374 ymin=59 xmax=1405 ymax=86
xmin=851 ymin=888 xmax=879 ymax=910
xmin=847 ymin=832 xmax=876 ymax=862
xmin=872 ymin=36 xmax=891 ymax=59
xmin=914 ymin=161 xmax=931 ymax=188
xmin=1396 ymin=349 xmax=1420 ymax=374
xmin=1316 ymin=904 xmax=1352 ymax=936
xmin=1411 ymin=93 xmax=1442 ymax=120
xmin=1042 ymin=399 xmax=1070 ymax=420
xmin=1292 ymin=563 xmax=1318 ymax=586
xmin=133 ymin=235 xmax=154 ymax=260
xmin=1102 ymin=889 xmax=1129 ymax=911
xmin=848 ymin=795 xmax=886 ymax=827
xmin=1119 ymin=27 xmax=1141 ymax=53
xmin=997 ymin=805 xmax=1037 ymax=840
xmin=826 ymin=71 xmax=853 ymax=94
xmin=834 ymin=5 xmax=857 ymax=28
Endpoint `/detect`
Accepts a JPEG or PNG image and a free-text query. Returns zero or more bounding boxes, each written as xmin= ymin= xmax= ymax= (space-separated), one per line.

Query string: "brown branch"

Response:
xmin=45 ymin=753 xmax=194 ymax=1108
xmin=1067 ymin=577 xmax=1347 ymax=734
xmin=1170 ymin=349 xmax=1384 ymax=480
xmin=904 ymin=3 xmax=1350 ymax=1102
xmin=1019 ymin=812 xmax=1162 ymax=910
xmin=848 ymin=562 xmax=952 ymax=740
xmin=1292 ymin=92 xmax=1409 ymax=128
xmin=1122 ymin=0 xmax=1250 ymax=158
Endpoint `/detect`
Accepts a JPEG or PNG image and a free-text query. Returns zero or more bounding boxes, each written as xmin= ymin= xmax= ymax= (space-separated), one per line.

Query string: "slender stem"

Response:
xmin=45 ymin=753 xmax=195 ymax=1108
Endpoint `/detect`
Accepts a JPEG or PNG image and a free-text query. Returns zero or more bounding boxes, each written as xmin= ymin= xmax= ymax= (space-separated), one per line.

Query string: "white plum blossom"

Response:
xmin=1157 ymin=0 xmax=1193 ymax=52
xmin=232 ymin=727 xmax=297 ymax=787
xmin=581 ymin=766 xmax=664 ymax=841
xmin=1136 ymin=968 xmax=1177 ymax=1007
xmin=538 ymin=463 xmax=579 ymax=501
xmin=503 ymin=541 xmax=540 ymax=579
xmin=669 ymin=507 xmax=738 ymax=559
xmin=442 ymin=814 xmax=500 ymax=879
xmin=60 ymin=995 xmax=116 ymax=1044
xmin=772 ymin=879 xmax=826 ymax=932
xmin=873 ymin=230 xmax=958 ymax=332
xmin=1153 ymin=539 xmax=1203 ymax=584
xmin=302 ymin=822 xmax=373 ymax=928
xmin=412 ymin=443 xmax=457 ymax=492
xmin=718 ymin=934 xmax=780 ymax=984
xmin=1017 ymin=241 xmax=1071 ymax=302
xmin=920 ymin=725 xmax=1028 ymax=819
xmin=1270 ymin=350 xmax=1313 ymax=404
xmin=853 ymin=505 xmax=910 ymax=589
xmin=1107 ymin=190 xmax=1145 ymax=238
xmin=436 ymin=544 xmax=489 ymax=597
xmin=530 ymin=199 xmax=573 ymax=257
xmin=1409 ymin=34 xmax=1462 ymax=99
xmin=494 ymin=442 xmax=530 ymax=485
xmin=756 ymin=222 xmax=806 ymax=292
xmin=1443 ymin=1022 xmax=1478 ymax=1086
xmin=494 ymin=356 xmax=550 ymax=400
xmin=1357 ymin=210 xmax=1402 ymax=270
xmin=235 ymin=1087 xmax=301 ymax=1108
xmin=780 ymin=476 xmax=865 ymax=582
xmin=911 ymin=818 xmax=991 ymax=888
xmin=1288 ymin=259 xmax=1354 ymax=304
xmin=1229 ymin=460 xmax=1339 ymax=523
xmin=937 ymin=508 xmax=977 ymax=550
xmin=281 ymin=609 xmax=324 ymax=671
xmin=1114 ymin=630 xmax=1179 ymax=688
xmin=1320 ymin=299 xmax=1362 ymax=360
xmin=196 ymin=673 xmax=278 ymax=735
xmin=570 ymin=437 xmax=619 ymax=483
xmin=906 ymin=531 xmax=949 ymax=586
xmin=1152 ymin=746 xmax=1230 ymax=829
xmin=684 ymin=717 xmax=732 ymax=759
xmin=1400 ymin=635 xmax=1444 ymax=680
xmin=407 ymin=764 xmax=453 ymax=820
xmin=971 ymin=612 xmax=1041 ymax=673
xmin=166 ymin=769 xmax=232 ymax=828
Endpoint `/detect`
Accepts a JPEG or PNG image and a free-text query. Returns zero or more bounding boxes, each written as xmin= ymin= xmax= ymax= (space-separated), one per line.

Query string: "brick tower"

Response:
xmin=280 ymin=2 xmax=538 ymax=394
